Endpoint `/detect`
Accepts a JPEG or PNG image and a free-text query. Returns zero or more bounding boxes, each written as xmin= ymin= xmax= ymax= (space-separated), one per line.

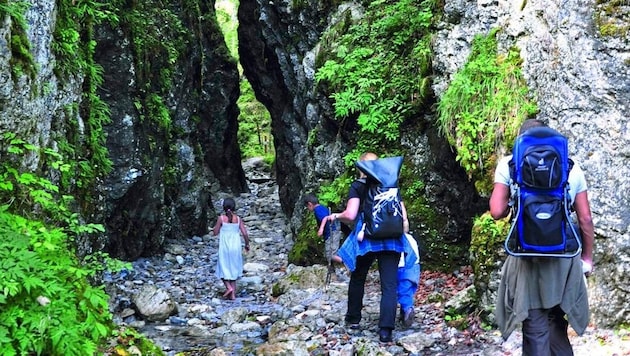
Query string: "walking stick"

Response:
xmin=325 ymin=209 xmax=335 ymax=290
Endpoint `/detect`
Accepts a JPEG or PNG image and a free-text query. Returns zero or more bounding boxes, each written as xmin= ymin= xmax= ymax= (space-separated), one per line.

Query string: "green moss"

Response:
xmin=397 ymin=163 xmax=472 ymax=272
xmin=145 ymin=93 xmax=172 ymax=129
xmin=403 ymin=190 xmax=470 ymax=272
xmin=469 ymin=212 xmax=510 ymax=295
xmin=0 ymin=1 xmax=37 ymax=81
xmin=436 ymin=27 xmax=537 ymax=196
xmin=595 ymin=0 xmax=630 ymax=38
xmin=271 ymin=282 xmax=285 ymax=297
xmin=9 ymin=32 xmax=37 ymax=81
xmin=288 ymin=215 xmax=327 ymax=266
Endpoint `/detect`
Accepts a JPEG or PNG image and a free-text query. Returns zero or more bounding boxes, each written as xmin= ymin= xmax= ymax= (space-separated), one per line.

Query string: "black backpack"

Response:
xmin=505 ymin=126 xmax=581 ymax=258
xmin=355 ymin=156 xmax=405 ymax=240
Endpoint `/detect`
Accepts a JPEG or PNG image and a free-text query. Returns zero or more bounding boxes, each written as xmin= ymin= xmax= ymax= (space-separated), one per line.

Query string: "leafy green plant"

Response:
xmin=436 ymin=27 xmax=538 ymax=195
xmin=317 ymin=172 xmax=355 ymax=210
xmin=48 ymin=0 xmax=115 ymax=211
xmin=315 ymin=0 xmax=435 ymax=154
xmin=444 ymin=307 xmax=469 ymax=330
xmin=0 ymin=137 xmax=130 ymax=355
xmin=237 ymin=79 xmax=274 ymax=159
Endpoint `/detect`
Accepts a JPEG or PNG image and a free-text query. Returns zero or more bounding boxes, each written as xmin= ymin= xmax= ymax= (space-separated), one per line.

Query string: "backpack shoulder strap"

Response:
xmin=508 ymin=157 xmax=516 ymax=181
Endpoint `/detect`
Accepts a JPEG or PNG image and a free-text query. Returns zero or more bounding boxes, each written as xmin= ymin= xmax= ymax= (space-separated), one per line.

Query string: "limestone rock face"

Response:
xmin=0 ymin=1 xmax=246 ymax=260
xmin=237 ymin=0 xmax=486 ymax=250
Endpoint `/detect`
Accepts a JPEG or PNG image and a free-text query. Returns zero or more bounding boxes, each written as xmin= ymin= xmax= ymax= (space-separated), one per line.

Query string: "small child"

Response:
xmin=212 ymin=198 xmax=250 ymax=300
xmin=398 ymin=233 xmax=420 ymax=327
xmin=304 ymin=194 xmax=342 ymax=264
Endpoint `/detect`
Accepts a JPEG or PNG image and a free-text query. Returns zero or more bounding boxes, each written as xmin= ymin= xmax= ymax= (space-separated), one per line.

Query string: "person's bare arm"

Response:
xmin=489 ymin=183 xmax=511 ymax=220
xmin=573 ymin=191 xmax=594 ymax=266
xmin=318 ymin=197 xmax=361 ymax=236
xmin=401 ymin=201 xmax=409 ymax=233
xmin=212 ymin=216 xmax=223 ymax=236
xmin=239 ymin=217 xmax=250 ymax=251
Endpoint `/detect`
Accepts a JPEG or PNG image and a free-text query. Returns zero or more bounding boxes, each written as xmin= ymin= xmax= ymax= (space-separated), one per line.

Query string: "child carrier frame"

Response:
xmin=504 ymin=126 xmax=582 ymax=258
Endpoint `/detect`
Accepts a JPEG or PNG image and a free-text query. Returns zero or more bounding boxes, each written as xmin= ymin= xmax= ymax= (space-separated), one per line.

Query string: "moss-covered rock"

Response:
xmin=287 ymin=215 xmax=327 ymax=266
xmin=469 ymin=212 xmax=510 ymax=319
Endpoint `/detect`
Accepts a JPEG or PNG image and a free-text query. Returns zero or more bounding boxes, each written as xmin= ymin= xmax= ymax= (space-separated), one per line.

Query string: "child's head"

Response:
xmin=360 ymin=152 xmax=378 ymax=161
xmin=222 ymin=198 xmax=236 ymax=221
xmin=303 ymin=194 xmax=319 ymax=211
xmin=223 ymin=198 xmax=236 ymax=212
xmin=358 ymin=152 xmax=378 ymax=178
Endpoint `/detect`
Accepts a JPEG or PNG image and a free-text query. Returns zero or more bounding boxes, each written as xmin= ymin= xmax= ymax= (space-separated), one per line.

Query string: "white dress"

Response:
xmin=215 ymin=217 xmax=244 ymax=280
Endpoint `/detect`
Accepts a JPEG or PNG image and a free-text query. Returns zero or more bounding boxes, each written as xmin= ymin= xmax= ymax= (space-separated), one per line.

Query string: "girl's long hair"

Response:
xmin=223 ymin=198 xmax=236 ymax=223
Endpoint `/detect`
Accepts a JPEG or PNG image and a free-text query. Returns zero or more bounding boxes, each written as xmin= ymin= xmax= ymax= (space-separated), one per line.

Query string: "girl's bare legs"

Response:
xmin=222 ymin=279 xmax=233 ymax=298
xmin=229 ymin=281 xmax=237 ymax=300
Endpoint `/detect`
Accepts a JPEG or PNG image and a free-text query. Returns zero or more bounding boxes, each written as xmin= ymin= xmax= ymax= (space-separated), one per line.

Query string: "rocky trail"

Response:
xmin=104 ymin=158 xmax=630 ymax=355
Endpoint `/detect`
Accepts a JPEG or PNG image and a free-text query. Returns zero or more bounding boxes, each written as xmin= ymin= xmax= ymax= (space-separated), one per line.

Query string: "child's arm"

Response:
xmin=318 ymin=197 xmax=361 ymax=236
xmin=401 ymin=201 xmax=409 ymax=233
xmin=239 ymin=218 xmax=250 ymax=251
xmin=212 ymin=215 xmax=223 ymax=236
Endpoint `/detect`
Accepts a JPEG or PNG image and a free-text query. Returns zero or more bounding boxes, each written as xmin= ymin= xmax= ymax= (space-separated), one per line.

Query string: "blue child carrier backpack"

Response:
xmin=505 ymin=126 xmax=582 ymax=258
xmin=355 ymin=156 xmax=405 ymax=240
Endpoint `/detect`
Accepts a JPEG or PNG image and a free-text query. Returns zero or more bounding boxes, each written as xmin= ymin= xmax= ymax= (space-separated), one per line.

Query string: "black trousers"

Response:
xmin=345 ymin=251 xmax=399 ymax=330
xmin=522 ymin=306 xmax=573 ymax=356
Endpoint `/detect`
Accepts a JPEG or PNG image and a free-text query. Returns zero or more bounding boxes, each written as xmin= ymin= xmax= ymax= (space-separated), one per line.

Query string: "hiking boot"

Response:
xmin=378 ymin=328 xmax=393 ymax=343
xmin=403 ymin=307 xmax=414 ymax=327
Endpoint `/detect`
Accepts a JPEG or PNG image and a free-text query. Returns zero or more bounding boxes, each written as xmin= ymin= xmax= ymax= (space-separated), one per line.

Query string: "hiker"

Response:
xmin=334 ymin=211 xmax=419 ymax=328
xmin=317 ymin=152 xmax=406 ymax=343
xmin=489 ymin=119 xmax=595 ymax=354
xmin=304 ymin=193 xmax=343 ymax=265
xmin=398 ymin=232 xmax=420 ymax=328
xmin=212 ymin=197 xmax=250 ymax=300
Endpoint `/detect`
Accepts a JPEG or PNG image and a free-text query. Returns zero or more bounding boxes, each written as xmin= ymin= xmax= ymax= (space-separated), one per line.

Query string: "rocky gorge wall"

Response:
xmin=92 ymin=1 xmax=249 ymax=260
xmin=0 ymin=0 xmax=248 ymax=260
xmin=431 ymin=0 xmax=630 ymax=326
xmin=237 ymin=0 xmax=630 ymax=327
xmin=0 ymin=0 xmax=628 ymax=328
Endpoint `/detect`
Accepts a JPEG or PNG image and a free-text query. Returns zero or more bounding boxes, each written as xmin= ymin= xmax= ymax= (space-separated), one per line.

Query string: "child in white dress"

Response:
xmin=212 ymin=198 xmax=250 ymax=300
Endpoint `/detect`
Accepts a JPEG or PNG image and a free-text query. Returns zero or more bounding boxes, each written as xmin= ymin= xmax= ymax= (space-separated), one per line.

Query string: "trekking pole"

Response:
xmin=325 ymin=208 xmax=334 ymax=290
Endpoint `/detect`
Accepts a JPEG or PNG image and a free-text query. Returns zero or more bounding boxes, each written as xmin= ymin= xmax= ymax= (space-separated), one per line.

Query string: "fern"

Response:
xmin=316 ymin=0 xmax=435 ymax=154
